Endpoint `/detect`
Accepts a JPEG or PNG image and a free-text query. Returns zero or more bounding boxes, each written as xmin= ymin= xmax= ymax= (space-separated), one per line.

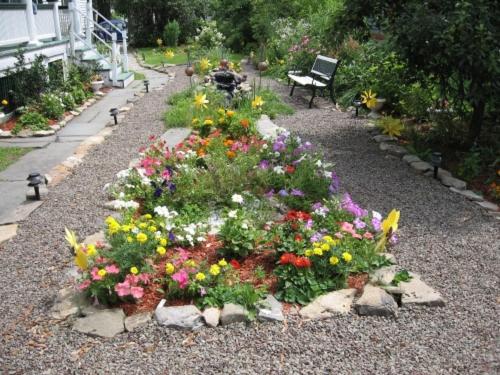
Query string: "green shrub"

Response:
xmin=163 ymin=20 xmax=180 ymax=47
xmin=17 ymin=111 xmax=49 ymax=132
xmin=40 ymin=92 xmax=65 ymax=119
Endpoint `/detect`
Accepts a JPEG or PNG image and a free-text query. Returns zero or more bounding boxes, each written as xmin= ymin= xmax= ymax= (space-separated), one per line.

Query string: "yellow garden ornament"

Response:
xmin=361 ymin=89 xmax=377 ymax=109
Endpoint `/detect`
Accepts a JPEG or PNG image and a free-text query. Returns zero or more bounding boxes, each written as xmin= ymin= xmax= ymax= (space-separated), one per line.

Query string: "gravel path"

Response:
xmin=0 ymin=65 xmax=498 ymax=374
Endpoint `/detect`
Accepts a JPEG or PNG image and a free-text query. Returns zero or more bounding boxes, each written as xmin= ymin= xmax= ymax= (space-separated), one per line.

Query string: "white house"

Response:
xmin=0 ymin=0 xmax=133 ymax=98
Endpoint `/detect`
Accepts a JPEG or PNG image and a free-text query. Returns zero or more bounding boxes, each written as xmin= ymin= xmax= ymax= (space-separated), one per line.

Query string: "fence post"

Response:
xmin=52 ymin=2 xmax=62 ymax=41
xmin=111 ymin=32 xmax=118 ymax=86
xmin=122 ymin=29 xmax=128 ymax=73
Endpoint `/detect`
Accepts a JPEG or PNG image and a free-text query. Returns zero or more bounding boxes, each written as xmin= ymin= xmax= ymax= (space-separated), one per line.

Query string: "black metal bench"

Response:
xmin=288 ymin=55 xmax=340 ymax=108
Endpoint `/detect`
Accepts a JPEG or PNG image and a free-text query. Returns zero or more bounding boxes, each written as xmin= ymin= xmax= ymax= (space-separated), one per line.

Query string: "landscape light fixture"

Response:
xmin=27 ymin=172 xmax=44 ymax=200
xmin=431 ymin=152 xmax=442 ymax=179
xmin=110 ymin=108 xmax=119 ymax=125
xmin=143 ymin=79 xmax=150 ymax=93
xmin=353 ymin=99 xmax=362 ymax=117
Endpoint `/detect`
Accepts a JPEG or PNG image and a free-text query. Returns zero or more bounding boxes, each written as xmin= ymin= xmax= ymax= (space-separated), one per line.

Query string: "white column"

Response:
xmin=85 ymin=0 xmax=92 ymax=46
xmin=25 ymin=0 xmax=42 ymax=46
xmin=52 ymin=3 xmax=62 ymax=41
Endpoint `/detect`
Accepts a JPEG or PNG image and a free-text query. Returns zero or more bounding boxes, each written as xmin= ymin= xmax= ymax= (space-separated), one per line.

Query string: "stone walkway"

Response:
xmin=0 ymin=64 xmax=497 ymax=374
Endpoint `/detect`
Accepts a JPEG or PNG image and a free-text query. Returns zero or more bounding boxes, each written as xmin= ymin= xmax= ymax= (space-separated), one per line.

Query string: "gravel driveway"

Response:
xmin=0 ymin=66 xmax=498 ymax=374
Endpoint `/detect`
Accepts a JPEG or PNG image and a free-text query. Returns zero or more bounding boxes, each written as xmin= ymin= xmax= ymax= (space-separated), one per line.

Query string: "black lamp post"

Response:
xmin=143 ymin=79 xmax=149 ymax=93
xmin=27 ymin=172 xmax=43 ymax=200
xmin=353 ymin=99 xmax=362 ymax=117
xmin=431 ymin=152 xmax=442 ymax=179
xmin=110 ymin=108 xmax=119 ymax=125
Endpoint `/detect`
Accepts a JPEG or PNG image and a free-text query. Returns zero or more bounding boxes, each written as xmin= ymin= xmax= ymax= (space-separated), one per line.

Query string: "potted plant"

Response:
xmin=90 ymin=74 xmax=104 ymax=93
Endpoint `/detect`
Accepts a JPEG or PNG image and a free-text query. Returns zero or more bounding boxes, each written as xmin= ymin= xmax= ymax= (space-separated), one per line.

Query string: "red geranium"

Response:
xmin=229 ymin=259 xmax=241 ymax=269
xmin=293 ymin=256 xmax=311 ymax=268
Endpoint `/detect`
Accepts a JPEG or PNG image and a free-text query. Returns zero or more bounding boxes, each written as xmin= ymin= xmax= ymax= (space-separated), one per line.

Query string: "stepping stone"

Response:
xmin=440 ymin=175 xmax=466 ymax=190
xmin=299 ymin=289 xmax=356 ymax=319
xmin=155 ymin=300 xmax=203 ymax=330
xmin=73 ymin=308 xmax=125 ymax=338
xmin=410 ymin=161 xmax=433 ymax=173
xmin=379 ymin=142 xmax=408 ymax=156
xmin=125 ymin=312 xmax=152 ymax=332
xmin=0 ymin=224 xmax=18 ymax=244
xmin=400 ymin=274 xmax=445 ymax=307
xmin=449 ymin=188 xmax=483 ymax=202
xmin=257 ymin=295 xmax=284 ymax=322
xmin=402 ymin=154 xmax=421 ymax=164
xmin=220 ymin=303 xmax=248 ymax=325
xmin=354 ymin=285 xmax=398 ymax=317
xmin=202 ymin=307 xmax=220 ymax=327
xmin=50 ymin=287 xmax=89 ymax=320
xmin=475 ymin=201 xmax=498 ymax=211
xmin=373 ymin=134 xmax=396 ymax=143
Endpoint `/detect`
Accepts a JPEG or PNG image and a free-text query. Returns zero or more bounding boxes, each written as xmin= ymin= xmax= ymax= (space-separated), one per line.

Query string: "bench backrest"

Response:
xmin=310 ymin=55 xmax=339 ymax=83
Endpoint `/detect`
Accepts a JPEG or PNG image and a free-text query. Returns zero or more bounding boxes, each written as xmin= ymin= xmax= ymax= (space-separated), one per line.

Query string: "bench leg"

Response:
xmin=309 ymin=86 xmax=316 ymax=108
xmin=289 ymin=82 xmax=296 ymax=97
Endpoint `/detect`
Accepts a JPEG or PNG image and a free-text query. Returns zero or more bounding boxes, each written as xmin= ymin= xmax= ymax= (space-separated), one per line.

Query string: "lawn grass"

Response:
xmin=0 ymin=147 xmax=32 ymax=172
xmin=138 ymin=47 xmax=244 ymax=66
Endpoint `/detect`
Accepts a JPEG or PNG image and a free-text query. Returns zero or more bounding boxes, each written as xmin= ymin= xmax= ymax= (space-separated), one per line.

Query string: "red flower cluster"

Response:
xmin=284 ymin=210 xmax=312 ymax=222
xmin=279 ymin=253 xmax=311 ymax=268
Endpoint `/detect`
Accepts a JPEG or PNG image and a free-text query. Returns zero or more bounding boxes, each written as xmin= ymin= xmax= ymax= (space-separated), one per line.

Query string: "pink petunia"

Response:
xmin=130 ymin=286 xmax=144 ymax=299
xmin=105 ymin=264 xmax=120 ymax=274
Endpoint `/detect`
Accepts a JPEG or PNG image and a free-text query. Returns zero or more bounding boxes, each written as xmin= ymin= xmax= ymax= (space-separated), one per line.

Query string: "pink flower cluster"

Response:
xmin=114 ymin=273 xmax=151 ymax=299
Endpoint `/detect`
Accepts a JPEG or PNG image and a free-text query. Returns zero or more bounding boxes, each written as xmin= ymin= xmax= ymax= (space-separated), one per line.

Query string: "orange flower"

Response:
xmin=240 ymin=118 xmax=250 ymax=128
xmin=226 ymin=150 xmax=236 ymax=159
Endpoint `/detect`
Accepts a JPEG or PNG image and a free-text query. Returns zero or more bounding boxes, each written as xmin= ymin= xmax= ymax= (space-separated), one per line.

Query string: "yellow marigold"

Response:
xmin=305 ymin=249 xmax=313 ymax=257
xmin=159 ymin=238 xmax=168 ymax=247
xmin=98 ymin=269 xmax=107 ymax=277
xmin=313 ymin=247 xmax=323 ymax=256
xmin=194 ymin=93 xmax=209 ymax=109
xmin=342 ymin=252 xmax=352 ymax=263
xmin=130 ymin=266 xmax=139 ymax=275
xmin=218 ymin=259 xmax=228 ymax=267
xmin=209 ymin=264 xmax=220 ymax=276
xmin=195 ymin=272 xmax=206 ymax=281
xmin=329 ymin=256 xmax=339 ymax=266
xmin=86 ymin=244 xmax=97 ymax=256
xmin=165 ymin=262 xmax=175 ymax=275
xmin=321 ymin=243 xmax=330 ymax=251
xmin=156 ymin=246 xmax=166 ymax=255
xmin=136 ymin=232 xmax=148 ymax=243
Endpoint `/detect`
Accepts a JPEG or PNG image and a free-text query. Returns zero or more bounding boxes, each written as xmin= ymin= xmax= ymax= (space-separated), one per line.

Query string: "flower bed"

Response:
xmin=64 ymin=83 xmax=444 ymax=334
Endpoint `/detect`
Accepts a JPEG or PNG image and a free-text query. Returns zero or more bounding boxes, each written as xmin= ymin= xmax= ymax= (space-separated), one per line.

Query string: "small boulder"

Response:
xmin=202 ymin=307 xmax=220 ymax=328
xmin=125 ymin=312 xmax=152 ymax=332
xmin=354 ymin=285 xmax=398 ymax=317
xmin=220 ymin=303 xmax=248 ymax=325
xmin=400 ymin=275 xmax=445 ymax=307
xmin=440 ymin=175 xmax=467 ymax=190
xmin=73 ymin=308 xmax=125 ymax=338
xmin=155 ymin=300 xmax=203 ymax=330
xmin=299 ymin=289 xmax=356 ymax=319
xmin=257 ymin=295 xmax=284 ymax=322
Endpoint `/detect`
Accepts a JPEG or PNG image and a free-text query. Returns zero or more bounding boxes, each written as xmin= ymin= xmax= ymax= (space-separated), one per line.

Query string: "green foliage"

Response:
xmin=40 ymin=93 xmax=65 ymax=119
xmin=16 ymin=111 xmax=49 ymax=132
xmin=163 ymin=20 xmax=181 ymax=47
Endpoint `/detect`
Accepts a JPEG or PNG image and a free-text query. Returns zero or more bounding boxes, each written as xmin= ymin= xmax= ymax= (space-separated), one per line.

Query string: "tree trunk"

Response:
xmin=467 ymin=99 xmax=485 ymax=146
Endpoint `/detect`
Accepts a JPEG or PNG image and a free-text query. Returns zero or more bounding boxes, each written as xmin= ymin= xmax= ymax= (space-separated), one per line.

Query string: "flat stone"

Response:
xmin=410 ymin=161 xmax=433 ymax=173
xmin=449 ymin=188 xmax=484 ymax=202
xmin=379 ymin=142 xmax=408 ymax=156
xmin=33 ymin=130 xmax=56 ymax=137
xmin=354 ymin=285 xmax=398 ymax=317
xmin=299 ymin=289 xmax=356 ymax=319
xmin=475 ymin=200 xmax=499 ymax=211
xmin=373 ymin=134 xmax=396 ymax=143
xmin=0 ymin=224 xmax=18 ymax=244
xmin=202 ymin=307 xmax=220 ymax=327
xmin=257 ymin=294 xmax=284 ymax=322
xmin=220 ymin=303 xmax=248 ymax=325
xmin=73 ymin=308 xmax=125 ymax=337
xmin=257 ymin=115 xmax=279 ymax=139
xmin=402 ymin=154 xmax=421 ymax=164
xmin=25 ymin=185 xmax=48 ymax=200
xmin=440 ymin=175 xmax=467 ymax=190
xmin=50 ymin=287 xmax=89 ymax=320
xmin=125 ymin=312 xmax=152 ymax=332
xmin=400 ymin=274 xmax=445 ymax=307
xmin=155 ymin=300 xmax=203 ymax=330
xmin=370 ymin=265 xmax=399 ymax=286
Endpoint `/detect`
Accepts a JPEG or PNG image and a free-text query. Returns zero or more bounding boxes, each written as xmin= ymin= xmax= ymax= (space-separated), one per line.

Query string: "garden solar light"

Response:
xmin=110 ymin=108 xmax=119 ymax=125
xmin=143 ymin=79 xmax=150 ymax=93
xmin=431 ymin=152 xmax=442 ymax=179
xmin=353 ymin=99 xmax=362 ymax=117
xmin=27 ymin=172 xmax=44 ymax=201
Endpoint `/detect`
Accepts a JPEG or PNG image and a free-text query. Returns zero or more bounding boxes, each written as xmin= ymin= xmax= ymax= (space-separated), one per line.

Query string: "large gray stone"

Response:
xmin=402 ymin=154 xmax=421 ymax=164
xmin=410 ymin=161 xmax=433 ymax=173
xmin=125 ymin=312 xmax=152 ymax=332
xmin=379 ymin=142 xmax=408 ymax=156
xmin=440 ymin=175 xmax=467 ymax=190
xmin=299 ymin=289 xmax=356 ymax=319
xmin=370 ymin=265 xmax=399 ymax=286
xmin=155 ymin=300 xmax=203 ymax=330
xmin=373 ymin=134 xmax=396 ymax=143
xmin=449 ymin=188 xmax=484 ymax=202
xmin=202 ymin=307 xmax=220 ymax=327
xmin=220 ymin=303 xmax=248 ymax=325
xmin=73 ymin=308 xmax=125 ymax=338
xmin=355 ymin=285 xmax=398 ymax=317
xmin=50 ymin=287 xmax=90 ymax=320
xmin=257 ymin=294 xmax=284 ymax=322
xmin=400 ymin=274 xmax=445 ymax=307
